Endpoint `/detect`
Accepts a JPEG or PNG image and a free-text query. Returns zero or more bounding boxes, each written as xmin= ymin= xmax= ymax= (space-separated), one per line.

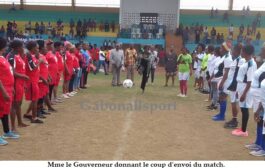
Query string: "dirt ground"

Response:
xmin=0 ymin=68 xmax=263 ymax=160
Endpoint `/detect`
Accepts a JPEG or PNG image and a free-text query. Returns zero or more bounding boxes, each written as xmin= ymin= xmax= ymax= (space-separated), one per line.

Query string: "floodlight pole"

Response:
xmin=228 ymin=0 xmax=233 ymax=11
xmin=20 ymin=0 xmax=24 ymax=10
xmin=72 ymin=0 xmax=76 ymax=9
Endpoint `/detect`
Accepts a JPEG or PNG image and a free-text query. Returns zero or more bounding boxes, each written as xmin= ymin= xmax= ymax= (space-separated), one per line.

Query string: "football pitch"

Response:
xmin=0 ymin=68 xmax=261 ymax=160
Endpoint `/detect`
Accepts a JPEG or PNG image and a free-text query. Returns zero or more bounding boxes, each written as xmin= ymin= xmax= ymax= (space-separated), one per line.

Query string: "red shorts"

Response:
xmin=55 ymin=72 xmax=62 ymax=86
xmin=64 ymin=71 xmax=72 ymax=81
xmin=38 ymin=82 xmax=49 ymax=99
xmin=14 ymin=79 xmax=25 ymax=102
xmin=49 ymin=72 xmax=57 ymax=85
xmin=25 ymin=82 xmax=39 ymax=101
xmin=0 ymin=86 xmax=13 ymax=118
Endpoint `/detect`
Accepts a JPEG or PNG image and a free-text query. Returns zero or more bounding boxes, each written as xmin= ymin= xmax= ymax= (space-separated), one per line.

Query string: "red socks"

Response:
xmin=180 ymin=80 xmax=188 ymax=95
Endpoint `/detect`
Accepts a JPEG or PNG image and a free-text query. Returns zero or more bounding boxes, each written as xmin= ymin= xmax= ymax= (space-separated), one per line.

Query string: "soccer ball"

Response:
xmin=123 ymin=79 xmax=133 ymax=88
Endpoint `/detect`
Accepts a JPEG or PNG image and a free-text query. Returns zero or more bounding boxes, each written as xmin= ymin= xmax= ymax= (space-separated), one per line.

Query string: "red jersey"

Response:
xmin=0 ymin=56 xmax=14 ymax=115
xmin=0 ymin=56 xmax=14 ymax=87
xmin=6 ymin=53 xmax=26 ymax=78
xmin=65 ymin=51 xmax=73 ymax=74
xmin=14 ymin=55 xmax=26 ymax=75
xmin=46 ymin=51 xmax=58 ymax=83
xmin=39 ymin=54 xmax=49 ymax=81
xmin=73 ymin=54 xmax=79 ymax=69
xmin=91 ymin=48 xmax=99 ymax=61
xmin=75 ymin=49 xmax=82 ymax=66
xmin=24 ymin=54 xmax=40 ymax=83
xmin=56 ymin=51 xmax=64 ymax=72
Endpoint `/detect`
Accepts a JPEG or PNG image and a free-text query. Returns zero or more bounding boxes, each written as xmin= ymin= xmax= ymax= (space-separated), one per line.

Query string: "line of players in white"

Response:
xmin=193 ymin=41 xmax=265 ymax=157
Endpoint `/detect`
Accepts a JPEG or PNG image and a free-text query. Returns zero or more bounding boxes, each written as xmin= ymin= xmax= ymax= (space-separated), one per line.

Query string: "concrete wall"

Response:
xmin=119 ymin=0 xmax=180 ymax=31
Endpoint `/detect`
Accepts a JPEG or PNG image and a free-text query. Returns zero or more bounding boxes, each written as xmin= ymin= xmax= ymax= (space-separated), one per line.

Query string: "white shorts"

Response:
xmin=237 ymin=83 xmax=253 ymax=108
xmin=250 ymin=88 xmax=262 ymax=113
xmin=195 ymin=68 xmax=201 ymax=79
xmin=218 ymin=80 xmax=230 ymax=95
xmin=229 ymin=91 xmax=238 ymax=103
xmin=211 ymin=76 xmax=222 ymax=83
xmin=178 ymin=72 xmax=190 ymax=80
xmin=200 ymin=70 xmax=206 ymax=78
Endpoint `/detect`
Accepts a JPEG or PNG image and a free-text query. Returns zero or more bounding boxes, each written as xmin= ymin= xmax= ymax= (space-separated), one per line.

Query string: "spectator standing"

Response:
xmin=149 ymin=46 xmax=159 ymax=85
xmin=96 ymin=47 xmax=108 ymax=75
xmin=158 ymin=47 xmax=166 ymax=66
xmin=256 ymin=31 xmax=261 ymax=45
xmin=215 ymin=8 xmax=218 ymax=17
xmin=210 ymin=7 xmax=214 ymax=19
xmin=39 ymin=22 xmax=45 ymax=35
xmin=256 ymin=12 xmax=261 ymax=27
xmin=242 ymin=6 xmax=246 ymax=18
xmin=111 ymin=21 xmax=115 ymax=32
xmin=252 ymin=20 xmax=257 ymax=35
xmin=239 ymin=24 xmax=244 ymax=35
xmin=210 ymin=27 xmax=216 ymax=44
xmin=195 ymin=29 xmax=200 ymax=44
xmin=35 ymin=22 xmax=39 ymax=35
xmin=223 ymin=11 xmax=229 ymax=23
xmin=70 ymin=18 xmax=75 ymax=29
xmin=125 ymin=45 xmax=137 ymax=83
xmin=110 ymin=44 xmax=124 ymax=86
xmin=0 ymin=26 xmax=5 ymax=37
xmin=164 ymin=47 xmax=177 ymax=87
xmin=228 ymin=24 xmax=234 ymax=39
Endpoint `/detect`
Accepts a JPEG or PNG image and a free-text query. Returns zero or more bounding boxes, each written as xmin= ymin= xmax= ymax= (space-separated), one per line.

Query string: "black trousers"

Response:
xmin=140 ymin=59 xmax=149 ymax=91
xmin=149 ymin=68 xmax=155 ymax=83
xmin=81 ymin=67 xmax=88 ymax=87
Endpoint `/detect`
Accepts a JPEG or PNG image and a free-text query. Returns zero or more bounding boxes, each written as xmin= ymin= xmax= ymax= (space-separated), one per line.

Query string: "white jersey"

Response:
xmin=260 ymin=80 xmax=265 ymax=131
xmin=236 ymin=58 xmax=257 ymax=108
xmin=196 ymin=53 xmax=205 ymax=70
xmin=213 ymin=56 xmax=224 ymax=79
xmin=237 ymin=58 xmax=257 ymax=84
xmin=225 ymin=56 xmax=245 ymax=88
xmin=207 ymin=54 xmax=215 ymax=74
xmin=252 ymin=62 xmax=265 ymax=88
xmin=99 ymin=51 xmax=106 ymax=61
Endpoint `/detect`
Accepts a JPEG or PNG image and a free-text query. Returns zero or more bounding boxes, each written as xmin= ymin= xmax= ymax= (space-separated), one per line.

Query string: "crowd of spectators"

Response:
xmin=0 ymin=18 xmax=117 ymax=41
xmin=119 ymin=24 xmax=165 ymax=39
xmin=178 ymin=8 xmax=263 ymax=46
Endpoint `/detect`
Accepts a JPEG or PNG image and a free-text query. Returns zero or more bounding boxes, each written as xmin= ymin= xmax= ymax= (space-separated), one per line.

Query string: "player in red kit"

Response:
xmin=7 ymin=40 xmax=30 ymax=132
xmin=63 ymin=41 xmax=75 ymax=98
xmin=0 ymin=37 xmax=19 ymax=146
xmin=71 ymin=46 xmax=80 ymax=92
xmin=54 ymin=42 xmax=65 ymax=99
xmin=45 ymin=41 xmax=61 ymax=104
xmin=23 ymin=41 xmax=44 ymax=124
xmin=36 ymin=40 xmax=56 ymax=118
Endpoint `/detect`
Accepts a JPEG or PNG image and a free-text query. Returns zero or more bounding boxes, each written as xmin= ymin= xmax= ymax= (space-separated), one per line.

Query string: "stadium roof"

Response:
xmin=1 ymin=0 xmax=265 ymax=11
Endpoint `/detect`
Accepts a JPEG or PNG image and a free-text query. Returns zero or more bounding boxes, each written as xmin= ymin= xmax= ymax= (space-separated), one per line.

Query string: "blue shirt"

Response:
xmin=80 ymin=49 xmax=90 ymax=67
